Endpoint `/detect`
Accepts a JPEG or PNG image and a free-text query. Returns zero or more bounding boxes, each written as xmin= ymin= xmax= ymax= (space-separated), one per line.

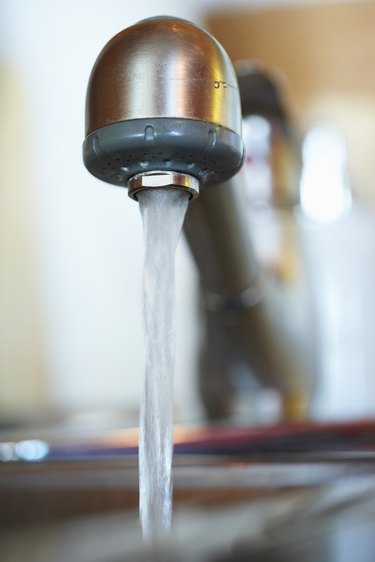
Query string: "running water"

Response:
xmin=138 ymin=188 xmax=190 ymax=541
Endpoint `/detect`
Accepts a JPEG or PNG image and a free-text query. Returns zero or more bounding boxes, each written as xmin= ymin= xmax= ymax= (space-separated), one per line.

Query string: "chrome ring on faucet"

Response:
xmin=127 ymin=170 xmax=200 ymax=201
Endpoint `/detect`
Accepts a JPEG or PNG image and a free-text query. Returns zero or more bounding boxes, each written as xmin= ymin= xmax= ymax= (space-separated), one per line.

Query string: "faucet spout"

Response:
xmin=83 ymin=16 xmax=244 ymax=197
xmin=127 ymin=171 xmax=199 ymax=201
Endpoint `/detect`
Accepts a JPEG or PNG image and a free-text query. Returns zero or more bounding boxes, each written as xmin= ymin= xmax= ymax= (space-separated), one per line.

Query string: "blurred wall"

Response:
xmin=1 ymin=0 xmax=373 ymax=425
xmin=0 ymin=0 xmax=204 ymax=421
xmin=0 ymin=61 xmax=49 ymax=418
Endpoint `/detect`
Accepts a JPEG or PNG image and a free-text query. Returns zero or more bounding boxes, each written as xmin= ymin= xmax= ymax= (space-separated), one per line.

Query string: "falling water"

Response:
xmin=138 ymin=188 xmax=190 ymax=541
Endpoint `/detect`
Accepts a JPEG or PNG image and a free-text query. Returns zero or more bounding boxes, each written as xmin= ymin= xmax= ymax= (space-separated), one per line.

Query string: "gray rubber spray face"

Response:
xmin=83 ymin=118 xmax=244 ymax=189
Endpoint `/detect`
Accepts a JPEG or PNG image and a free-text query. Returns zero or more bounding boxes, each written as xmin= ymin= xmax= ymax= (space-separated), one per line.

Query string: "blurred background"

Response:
xmin=2 ymin=0 xmax=375 ymax=432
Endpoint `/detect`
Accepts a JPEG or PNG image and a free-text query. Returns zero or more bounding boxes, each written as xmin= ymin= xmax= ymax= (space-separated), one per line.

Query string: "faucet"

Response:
xmin=83 ymin=16 xmax=243 ymax=200
xmin=83 ymin=16 xmax=310 ymax=422
xmin=185 ymin=64 xmax=309 ymax=420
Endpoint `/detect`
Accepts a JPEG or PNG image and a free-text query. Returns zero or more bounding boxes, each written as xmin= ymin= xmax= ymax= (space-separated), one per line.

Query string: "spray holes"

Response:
xmin=213 ymin=81 xmax=220 ymax=89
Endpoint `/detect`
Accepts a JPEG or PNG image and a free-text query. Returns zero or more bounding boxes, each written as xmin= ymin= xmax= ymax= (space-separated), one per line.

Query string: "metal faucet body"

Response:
xmin=83 ymin=17 xmax=244 ymax=198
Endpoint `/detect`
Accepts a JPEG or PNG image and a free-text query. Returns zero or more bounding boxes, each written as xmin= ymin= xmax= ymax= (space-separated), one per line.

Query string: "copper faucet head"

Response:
xmin=83 ymin=17 xmax=244 ymax=198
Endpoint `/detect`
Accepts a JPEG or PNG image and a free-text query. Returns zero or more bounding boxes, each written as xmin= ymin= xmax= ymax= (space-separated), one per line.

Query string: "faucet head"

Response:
xmin=83 ymin=16 xmax=244 ymax=199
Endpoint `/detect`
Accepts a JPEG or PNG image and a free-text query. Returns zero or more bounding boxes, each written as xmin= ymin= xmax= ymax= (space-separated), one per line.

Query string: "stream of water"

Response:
xmin=138 ymin=188 xmax=190 ymax=541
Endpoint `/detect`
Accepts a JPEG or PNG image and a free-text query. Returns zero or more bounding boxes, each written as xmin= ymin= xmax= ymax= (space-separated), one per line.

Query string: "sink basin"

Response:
xmin=1 ymin=420 xmax=375 ymax=561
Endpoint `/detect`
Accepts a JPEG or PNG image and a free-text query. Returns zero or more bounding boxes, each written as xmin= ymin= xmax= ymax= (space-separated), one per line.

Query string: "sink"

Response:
xmin=1 ymin=420 xmax=375 ymax=560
